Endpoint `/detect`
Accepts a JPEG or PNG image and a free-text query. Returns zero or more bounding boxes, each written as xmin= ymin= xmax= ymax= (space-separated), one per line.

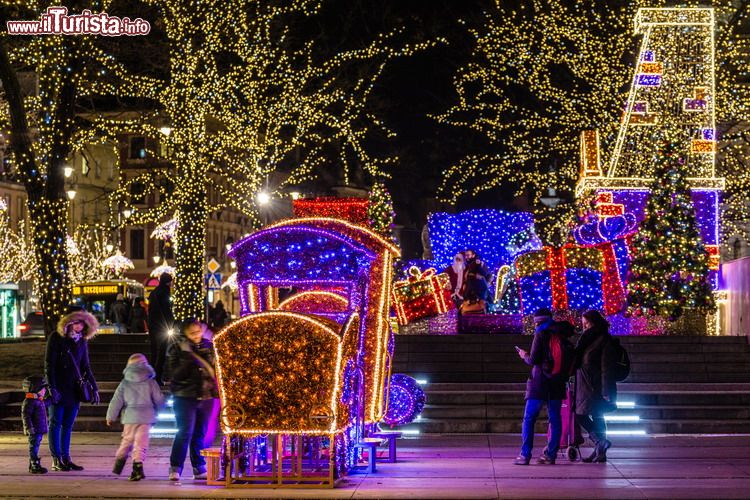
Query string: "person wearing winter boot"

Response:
xmin=513 ymin=308 xmax=566 ymax=465
xmin=21 ymin=375 xmax=49 ymax=474
xmin=575 ymin=310 xmax=617 ymax=463
xmin=45 ymin=310 xmax=100 ymax=471
xmin=106 ymin=353 xmax=165 ymax=481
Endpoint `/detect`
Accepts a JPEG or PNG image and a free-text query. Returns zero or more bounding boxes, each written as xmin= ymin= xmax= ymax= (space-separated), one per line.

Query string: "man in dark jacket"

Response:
xmin=148 ymin=273 xmax=174 ymax=384
xmin=166 ymin=319 xmax=218 ymax=481
xmin=128 ymin=297 xmax=149 ymax=333
xmin=209 ymin=301 xmax=229 ymax=330
xmin=110 ymin=294 xmax=129 ymax=333
xmin=463 ymin=249 xmax=492 ymax=303
xmin=514 ymin=308 xmax=565 ymax=465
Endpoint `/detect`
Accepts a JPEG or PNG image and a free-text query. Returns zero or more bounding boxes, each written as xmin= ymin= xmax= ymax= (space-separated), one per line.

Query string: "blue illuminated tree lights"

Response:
xmin=427 ymin=209 xmax=539 ymax=273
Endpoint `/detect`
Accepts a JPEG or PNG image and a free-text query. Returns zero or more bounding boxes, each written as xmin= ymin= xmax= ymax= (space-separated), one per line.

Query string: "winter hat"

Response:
xmin=533 ymin=308 xmax=553 ymax=321
xmin=127 ymin=353 xmax=148 ymax=366
xmin=22 ymin=375 xmax=48 ymax=394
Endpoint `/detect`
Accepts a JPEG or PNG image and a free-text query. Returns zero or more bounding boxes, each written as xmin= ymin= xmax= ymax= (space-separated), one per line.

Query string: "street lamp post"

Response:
xmin=66 ymin=189 xmax=77 ymax=232
xmin=256 ymin=191 xmax=271 ymax=226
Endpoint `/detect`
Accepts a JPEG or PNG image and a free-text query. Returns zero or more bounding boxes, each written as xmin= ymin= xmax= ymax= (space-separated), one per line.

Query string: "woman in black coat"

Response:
xmin=45 ymin=311 xmax=100 ymax=471
xmin=575 ymin=309 xmax=618 ymax=463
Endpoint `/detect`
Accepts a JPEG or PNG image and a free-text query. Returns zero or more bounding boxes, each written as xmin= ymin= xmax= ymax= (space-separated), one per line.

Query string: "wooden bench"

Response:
xmin=200 ymin=447 xmax=224 ymax=485
xmin=353 ymin=438 xmax=380 ymax=473
xmin=368 ymin=431 xmax=402 ymax=463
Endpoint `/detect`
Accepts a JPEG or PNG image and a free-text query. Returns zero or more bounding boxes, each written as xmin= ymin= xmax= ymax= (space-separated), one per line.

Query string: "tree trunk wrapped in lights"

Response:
xmin=174 ymin=183 xmax=208 ymax=321
xmin=0 ymin=36 xmax=76 ymax=335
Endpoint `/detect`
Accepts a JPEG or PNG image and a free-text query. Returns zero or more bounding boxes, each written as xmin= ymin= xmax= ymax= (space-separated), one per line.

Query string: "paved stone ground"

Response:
xmin=0 ymin=432 xmax=748 ymax=499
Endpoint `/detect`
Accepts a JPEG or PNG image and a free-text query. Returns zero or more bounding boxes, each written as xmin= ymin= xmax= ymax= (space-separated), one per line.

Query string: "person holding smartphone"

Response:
xmin=513 ymin=308 xmax=565 ymax=465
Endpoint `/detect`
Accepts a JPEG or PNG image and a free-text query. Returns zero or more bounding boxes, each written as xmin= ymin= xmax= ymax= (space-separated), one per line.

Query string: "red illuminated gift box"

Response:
xmin=515 ymin=245 xmax=625 ymax=316
xmin=293 ymin=197 xmax=370 ymax=226
xmin=594 ymin=192 xmax=625 ymax=218
xmin=391 ymin=267 xmax=454 ymax=325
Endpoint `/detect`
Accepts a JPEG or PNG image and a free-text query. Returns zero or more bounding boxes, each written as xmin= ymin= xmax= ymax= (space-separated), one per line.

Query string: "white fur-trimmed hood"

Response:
xmin=57 ymin=310 xmax=99 ymax=340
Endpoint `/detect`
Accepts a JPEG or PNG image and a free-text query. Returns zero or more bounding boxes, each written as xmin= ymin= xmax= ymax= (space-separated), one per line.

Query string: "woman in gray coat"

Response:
xmin=575 ymin=310 xmax=618 ymax=463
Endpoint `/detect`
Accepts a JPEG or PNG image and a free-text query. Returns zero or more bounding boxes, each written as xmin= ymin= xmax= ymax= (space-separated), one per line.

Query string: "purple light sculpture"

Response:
xmin=382 ymin=374 xmax=426 ymax=426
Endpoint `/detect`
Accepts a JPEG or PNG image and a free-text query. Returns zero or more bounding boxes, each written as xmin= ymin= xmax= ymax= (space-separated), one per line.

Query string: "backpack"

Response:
xmin=609 ymin=337 xmax=631 ymax=382
xmin=544 ymin=332 xmax=575 ymax=378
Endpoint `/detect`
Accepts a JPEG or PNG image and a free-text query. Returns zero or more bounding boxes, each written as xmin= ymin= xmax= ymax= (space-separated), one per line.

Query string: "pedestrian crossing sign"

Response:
xmin=206 ymin=272 xmax=222 ymax=290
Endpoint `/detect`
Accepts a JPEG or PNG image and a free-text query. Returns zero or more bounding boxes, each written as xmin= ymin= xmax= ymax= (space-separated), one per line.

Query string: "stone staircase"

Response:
xmin=2 ymin=332 xmax=750 ymax=435
xmin=391 ymin=382 xmax=750 ymax=435
xmin=390 ymin=334 xmax=750 ymax=435
xmin=0 ymin=334 xmax=177 ymax=433
xmin=87 ymin=334 xmax=152 ymax=382
xmin=392 ymin=334 xmax=750 ymax=383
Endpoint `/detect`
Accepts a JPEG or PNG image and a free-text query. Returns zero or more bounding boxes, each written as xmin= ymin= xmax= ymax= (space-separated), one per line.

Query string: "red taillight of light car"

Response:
xmin=18 ymin=324 xmax=29 ymax=332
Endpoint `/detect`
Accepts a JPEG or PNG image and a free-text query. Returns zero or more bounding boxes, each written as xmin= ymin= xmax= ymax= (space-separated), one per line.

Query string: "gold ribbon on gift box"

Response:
xmin=515 ymin=246 xmax=603 ymax=279
xmin=392 ymin=267 xmax=450 ymax=303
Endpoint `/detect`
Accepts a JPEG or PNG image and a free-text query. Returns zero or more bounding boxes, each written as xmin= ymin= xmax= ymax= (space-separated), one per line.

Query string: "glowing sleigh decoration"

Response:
xmin=214 ymin=218 xmax=399 ymax=487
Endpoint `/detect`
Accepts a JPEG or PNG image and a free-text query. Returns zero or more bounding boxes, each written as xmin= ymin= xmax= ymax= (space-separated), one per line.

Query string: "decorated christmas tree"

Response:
xmin=368 ymin=181 xmax=395 ymax=240
xmin=627 ymin=138 xmax=715 ymax=321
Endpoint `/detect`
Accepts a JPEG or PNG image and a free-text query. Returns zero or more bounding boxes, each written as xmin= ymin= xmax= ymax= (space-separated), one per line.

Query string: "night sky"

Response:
xmin=0 ymin=0 xmax=540 ymax=258
xmin=358 ymin=0 xmax=529 ymax=257
xmin=308 ymin=0 xmax=503 ymax=257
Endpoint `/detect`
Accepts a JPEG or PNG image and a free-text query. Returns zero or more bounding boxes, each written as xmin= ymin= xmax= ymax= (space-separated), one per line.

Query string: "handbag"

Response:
xmin=460 ymin=299 xmax=487 ymax=315
xmin=66 ymin=349 xmax=95 ymax=403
